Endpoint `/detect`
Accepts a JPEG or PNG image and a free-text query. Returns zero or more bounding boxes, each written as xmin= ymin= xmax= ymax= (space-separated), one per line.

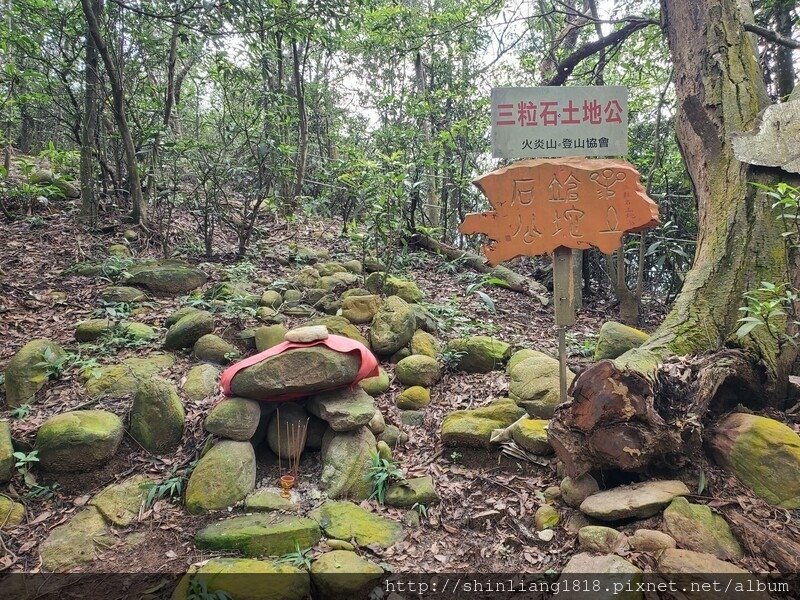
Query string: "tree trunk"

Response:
xmin=80 ymin=0 xmax=146 ymax=224
xmin=616 ymin=0 xmax=796 ymax=400
xmin=80 ymin=0 xmax=100 ymax=226
xmin=549 ymin=0 xmax=799 ymax=476
xmin=290 ymin=39 xmax=308 ymax=203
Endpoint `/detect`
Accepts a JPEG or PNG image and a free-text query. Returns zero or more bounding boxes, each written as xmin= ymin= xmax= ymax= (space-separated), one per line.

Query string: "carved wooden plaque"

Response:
xmin=461 ymin=158 xmax=659 ymax=265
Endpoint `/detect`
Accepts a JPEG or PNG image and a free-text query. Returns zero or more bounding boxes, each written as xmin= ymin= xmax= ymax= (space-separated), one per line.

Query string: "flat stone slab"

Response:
xmin=195 ymin=513 xmax=321 ymax=557
xmin=580 ymin=480 xmax=690 ymax=521
xmin=309 ymin=501 xmax=403 ymax=549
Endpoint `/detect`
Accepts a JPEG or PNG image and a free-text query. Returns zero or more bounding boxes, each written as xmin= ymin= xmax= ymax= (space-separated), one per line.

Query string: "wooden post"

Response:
xmin=553 ymin=246 xmax=576 ymax=404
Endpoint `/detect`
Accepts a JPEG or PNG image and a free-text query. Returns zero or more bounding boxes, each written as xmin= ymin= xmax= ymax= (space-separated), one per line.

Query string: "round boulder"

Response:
xmin=395 ymin=355 xmax=441 ymax=387
xmin=369 ymin=296 xmax=415 ymax=356
xmin=129 ymin=377 xmax=185 ymax=452
xmin=36 ymin=410 xmax=124 ymax=471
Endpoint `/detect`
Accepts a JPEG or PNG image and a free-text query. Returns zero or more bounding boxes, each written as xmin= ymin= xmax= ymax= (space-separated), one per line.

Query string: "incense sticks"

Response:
xmin=285 ymin=418 xmax=309 ymax=480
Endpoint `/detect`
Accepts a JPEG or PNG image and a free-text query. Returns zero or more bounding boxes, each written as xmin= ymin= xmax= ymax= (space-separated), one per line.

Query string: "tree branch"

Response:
xmin=743 ymin=23 xmax=800 ymax=50
xmin=543 ymin=17 xmax=658 ymax=86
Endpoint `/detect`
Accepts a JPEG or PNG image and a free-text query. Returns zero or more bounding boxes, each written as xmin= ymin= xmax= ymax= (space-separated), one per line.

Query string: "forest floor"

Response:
xmin=0 ymin=203 xmax=794 ymax=594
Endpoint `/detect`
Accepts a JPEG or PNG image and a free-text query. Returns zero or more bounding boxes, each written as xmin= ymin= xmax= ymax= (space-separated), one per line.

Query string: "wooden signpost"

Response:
xmin=461 ymin=88 xmax=660 ymax=405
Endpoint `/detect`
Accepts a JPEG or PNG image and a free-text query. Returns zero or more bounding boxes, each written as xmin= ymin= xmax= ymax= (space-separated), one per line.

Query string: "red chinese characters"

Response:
xmin=496 ymin=99 xmax=622 ymax=127
xmin=460 ymin=158 xmax=659 ymax=264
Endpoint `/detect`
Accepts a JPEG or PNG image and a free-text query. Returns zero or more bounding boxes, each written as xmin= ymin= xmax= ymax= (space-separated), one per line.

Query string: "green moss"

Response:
xmin=84 ymin=354 xmax=175 ymax=399
xmin=36 ymin=410 xmax=124 ymax=472
xmin=5 ymin=339 xmax=65 ymax=407
xmin=172 ymin=559 xmax=309 ymax=600
xmin=195 ymin=514 xmax=321 ymax=556
xmin=663 ymin=497 xmax=743 ymax=560
xmin=310 ymin=551 xmax=383 ymax=598
xmin=0 ymin=495 xmax=25 ymax=528
xmin=309 ymin=501 xmax=403 ymax=548
xmin=726 ymin=415 xmax=800 ymax=508
xmin=185 ymin=441 xmax=256 ymax=513
xmin=359 ymin=368 xmax=390 ymax=396
xmin=397 ymin=386 xmax=431 ymax=409
xmin=441 ymin=399 xmax=525 ymax=448
xmin=395 ymin=355 xmax=440 ymax=387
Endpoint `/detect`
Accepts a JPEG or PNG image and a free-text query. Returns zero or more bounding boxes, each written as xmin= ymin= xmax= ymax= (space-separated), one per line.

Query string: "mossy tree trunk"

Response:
xmin=616 ymin=0 xmax=798 ymax=402
xmin=550 ymin=0 xmax=799 ymax=478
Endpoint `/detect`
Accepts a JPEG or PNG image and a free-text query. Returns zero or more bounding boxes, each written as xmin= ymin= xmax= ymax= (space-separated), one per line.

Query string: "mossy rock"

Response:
xmin=84 ymin=354 xmax=175 ymax=399
xmin=395 ymin=355 xmax=441 ymax=387
xmin=559 ymin=553 xmax=642 ymax=599
xmin=441 ymin=399 xmax=526 ymax=448
xmin=385 ymin=476 xmax=439 ymax=508
xmin=99 ymin=286 xmax=146 ymax=304
xmin=341 ymin=295 xmax=381 ymax=324
xmin=90 ymin=474 xmax=155 ymax=526
xmin=359 ymin=368 xmax=391 ymax=396
xmin=205 ymin=398 xmax=262 ymax=441
xmin=320 ymin=427 xmax=376 ymax=500
xmin=182 ymin=364 xmax=220 ymax=402
xmin=397 ymin=386 xmax=431 ymax=410
xmin=446 ymin=336 xmax=511 ymax=373
xmin=317 ymin=261 xmax=347 ymax=276
xmin=165 ymin=307 xmax=202 ymax=328
xmin=0 ymin=495 xmax=25 ymax=528
xmin=512 ymin=418 xmax=552 ymax=455
xmin=75 ymin=319 xmax=156 ymax=343
xmin=193 ymin=333 xmax=241 ymax=365
xmin=594 ymin=321 xmax=649 ymax=360
xmin=185 ymin=440 xmax=256 ymax=513
xmin=508 ymin=352 xmax=575 ymax=418
xmin=172 ymin=558 xmax=309 ymax=600
xmin=129 ymin=377 xmax=185 ymax=452
xmin=409 ymin=304 xmax=438 ymax=333
xmin=126 ymin=260 xmax=208 ymax=294
xmin=108 ymin=243 xmax=131 ymax=258
xmin=230 ymin=347 xmax=360 ymax=400
xmin=206 ymin=282 xmax=260 ymax=306
xmin=534 ymin=504 xmax=559 ymax=530
xmin=245 ymin=489 xmax=299 ymax=512
xmin=39 ymin=507 xmax=111 ymax=572
xmin=36 ymin=410 xmax=124 ymax=472
xmin=266 ymin=402 xmax=311 ymax=458
xmin=303 ymin=316 xmax=369 ymax=348
xmin=365 ymin=273 xmax=424 ymax=303
xmin=370 ymin=296 xmax=415 ymax=356
xmin=377 ymin=424 xmax=408 ymax=447
xmin=663 ymin=497 xmax=743 ymax=561
xmin=254 ymin=324 xmax=289 ymax=351
xmin=195 ymin=513 xmax=321 ymax=556
xmin=410 ymin=330 xmax=439 ymax=358
xmin=343 ymin=260 xmax=363 ymax=274
xmin=506 ymin=348 xmax=547 ymax=374
xmin=578 ymin=526 xmax=623 ymax=553
xmin=164 ymin=310 xmax=214 ymax=350
xmin=260 ymin=289 xmax=283 ymax=309
xmin=320 ymin=272 xmax=359 ymax=292
xmin=310 ymin=550 xmax=383 ymax=599
xmin=308 ymin=387 xmax=376 ymax=432
xmin=291 ymin=266 xmax=321 ymax=289
xmin=309 ymin=500 xmax=403 ymax=548
xmin=4 ymin=339 xmax=65 ymax=407
xmin=0 ymin=420 xmax=14 ymax=483
xmin=708 ymin=413 xmax=800 ymax=508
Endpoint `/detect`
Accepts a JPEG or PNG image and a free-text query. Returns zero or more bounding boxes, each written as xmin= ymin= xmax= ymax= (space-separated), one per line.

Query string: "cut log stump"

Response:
xmin=549 ymin=350 xmax=766 ymax=478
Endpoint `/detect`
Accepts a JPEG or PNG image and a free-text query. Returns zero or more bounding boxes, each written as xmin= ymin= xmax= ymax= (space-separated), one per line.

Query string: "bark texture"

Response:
xmin=616 ymin=0 xmax=796 ymax=402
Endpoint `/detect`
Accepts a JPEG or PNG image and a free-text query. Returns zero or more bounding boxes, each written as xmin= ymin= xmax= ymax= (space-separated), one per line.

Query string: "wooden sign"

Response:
xmin=460 ymin=157 xmax=659 ymax=266
xmin=491 ymin=86 xmax=628 ymax=159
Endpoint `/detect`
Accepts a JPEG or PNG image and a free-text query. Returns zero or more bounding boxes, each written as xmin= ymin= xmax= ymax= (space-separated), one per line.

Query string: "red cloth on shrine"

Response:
xmin=219 ymin=334 xmax=379 ymax=401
